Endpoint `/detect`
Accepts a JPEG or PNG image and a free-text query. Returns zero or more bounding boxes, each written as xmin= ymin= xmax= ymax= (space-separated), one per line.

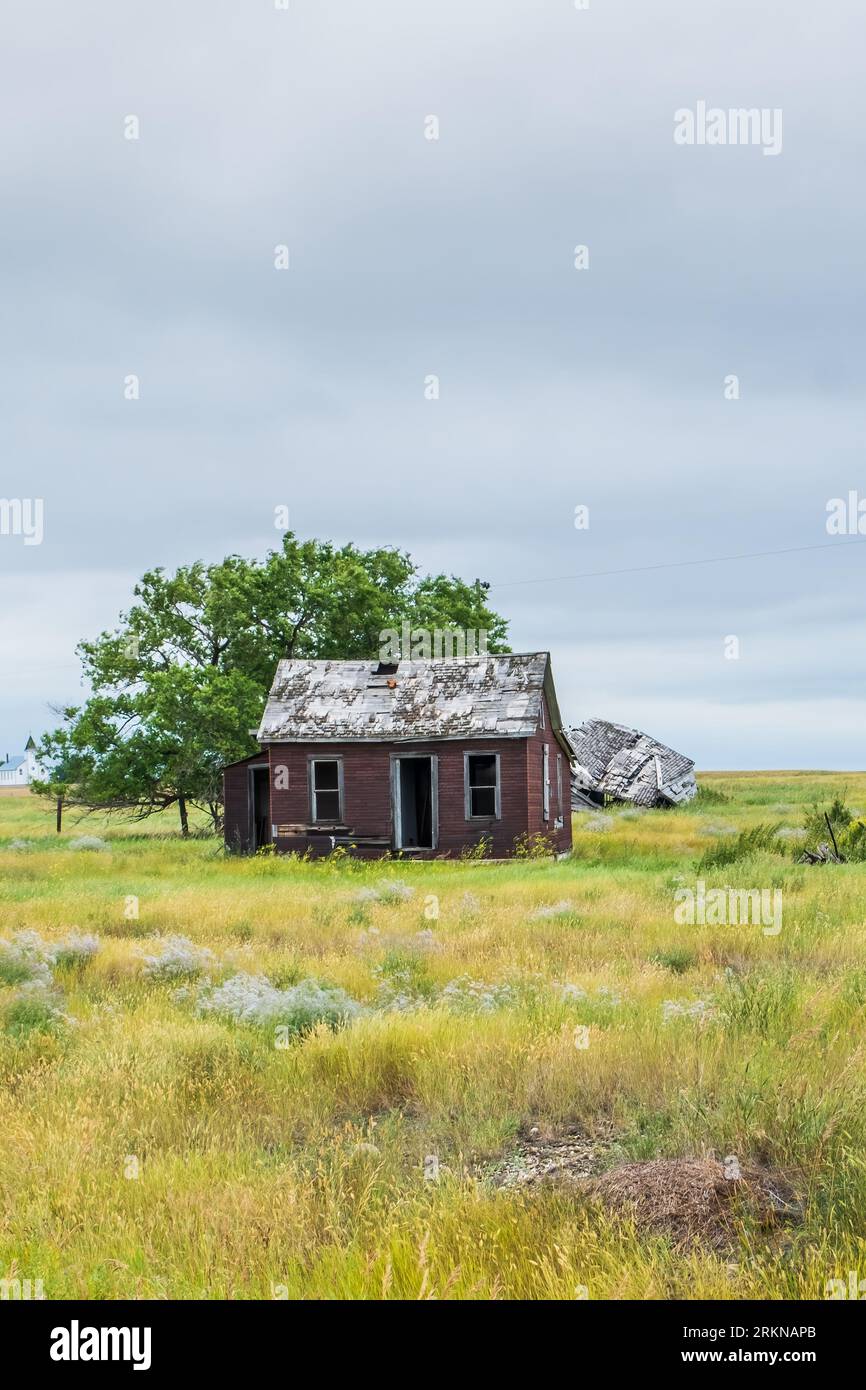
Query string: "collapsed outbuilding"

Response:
xmin=569 ymin=718 xmax=697 ymax=809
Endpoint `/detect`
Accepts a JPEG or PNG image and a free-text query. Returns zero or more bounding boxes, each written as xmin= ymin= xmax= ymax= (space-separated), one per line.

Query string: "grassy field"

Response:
xmin=2 ymin=773 xmax=866 ymax=1301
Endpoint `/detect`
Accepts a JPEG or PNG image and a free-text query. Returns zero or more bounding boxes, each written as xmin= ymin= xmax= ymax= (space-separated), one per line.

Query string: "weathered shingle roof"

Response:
xmin=257 ymin=654 xmax=572 ymax=749
xmin=569 ymin=719 xmax=696 ymax=807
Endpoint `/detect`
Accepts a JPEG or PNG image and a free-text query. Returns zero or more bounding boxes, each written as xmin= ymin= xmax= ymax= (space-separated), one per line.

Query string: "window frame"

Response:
xmin=308 ymin=755 xmax=345 ymax=824
xmin=464 ymin=750 xmax=502 ymax=820
xmin=542 ymin=743 xmax=550 ymax=821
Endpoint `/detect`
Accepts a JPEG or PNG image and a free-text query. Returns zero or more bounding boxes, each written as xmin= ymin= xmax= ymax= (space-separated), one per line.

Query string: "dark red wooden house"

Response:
xmin=223 ymin=653 xmax=574 ymax=858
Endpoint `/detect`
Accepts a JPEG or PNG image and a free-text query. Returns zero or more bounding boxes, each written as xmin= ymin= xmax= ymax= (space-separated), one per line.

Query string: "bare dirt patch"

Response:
xmin=489 ymin=1124 xmax=614 ymax=1189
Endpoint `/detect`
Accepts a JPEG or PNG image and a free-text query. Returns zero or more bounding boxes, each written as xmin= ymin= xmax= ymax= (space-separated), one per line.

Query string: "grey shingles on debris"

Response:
xmin=569 ymin=719 xmax=697 ymax=809
xmin=257 ymin=653 xmax=574 ymax=752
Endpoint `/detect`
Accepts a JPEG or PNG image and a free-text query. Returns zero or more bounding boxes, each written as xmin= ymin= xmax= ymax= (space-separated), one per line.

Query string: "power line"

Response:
xmin=486 ymin=537 xmax=866 ymax=590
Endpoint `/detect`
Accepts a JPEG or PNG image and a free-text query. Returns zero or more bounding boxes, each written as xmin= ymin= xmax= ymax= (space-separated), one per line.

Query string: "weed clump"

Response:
xmin=697 ymin=823 xmax=784 ymax=871
xmin=197 ymin=972 xmax=361 ymax=1037
xmin=138 ymin=935 xmax=216 ymax=981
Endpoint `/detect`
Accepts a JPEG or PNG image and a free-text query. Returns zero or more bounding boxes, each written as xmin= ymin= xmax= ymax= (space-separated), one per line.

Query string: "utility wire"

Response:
xmin=486 ymin=537 xmax=866 ymax=590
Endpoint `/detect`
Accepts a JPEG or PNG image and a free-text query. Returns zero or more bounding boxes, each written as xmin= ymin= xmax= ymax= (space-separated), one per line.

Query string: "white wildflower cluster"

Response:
xmin=138 ymin=934 xmax=216 ymax=981
xmin=580 ymin=815 xmax=614 ymax=832
xmin=0 ymin=930 xmax=95 ymax=1037
xmin=0 ymin=931 xmax=54 ymax=987
xmin=7 ymin=838 xmax=33 ymax=852
xmin=596 ymin=985 xmax=622 ymax=1007
xmin=354 ymin=879 xmax=415 ymax=906
xmin=530 ymin=900 xmax=575 ymax=920
xmin=617 ymin=807 xmax=646 ymax=820
xmin=197 ymin=972 xmax=361 ymax=1036
xmin=375 ymin=980 xmax=428 ymax=1014
xmin=439 ymin=975 xmax=517 ymax=1014
xmin=777 ymin=827 xmax=807 ymax=841
xmin=52 ymin=932 xmax=100 ymax=968
xmin=559 ymin=982 xmax=587 ymax=1002
xmin=662 ymin=998 xmax=715 ymax=1024
xmin=0 ymin=979 xmax=68 ymax=1036
xmin=0 ymin=929 xmax=100 ymax=986
xmin=555 ymin=980 xmax=623 ymax=1007
xmin=699 ymin=823 xmax=737 ymax=837
xmin=68 ymin=835 xmax=110 ymax=851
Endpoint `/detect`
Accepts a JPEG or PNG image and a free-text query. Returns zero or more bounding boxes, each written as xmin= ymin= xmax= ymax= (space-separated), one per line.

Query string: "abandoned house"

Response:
xmin=223 ymin=653 xmax=575 ymax=858
xmin=569 ymin=718 xmax=697 ymax=809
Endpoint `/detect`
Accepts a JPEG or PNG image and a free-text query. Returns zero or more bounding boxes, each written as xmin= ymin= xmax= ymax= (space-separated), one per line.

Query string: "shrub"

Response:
xmin=662 ymin=998 xmax=715 ymax=1024
xmin=651 ymin=946 xmax=697 ymax=975
xmin=439 ymin=975 xmax=517 ymax=1014
xmin=513 ymin=832 xmax=555 ymax=858
xmin=718 ymin=969 xmax=798 ymax=1039
xmin=354 ymin=880 xmax=415 ymax=905
xmin=1 ymin=986 xmax=66 ymax=1039
xmin=530 ymin=900 xmax=576 ymax=921
xmin=802 ymin=795 xmax=853 ymax=844
xmin=0 ymin=932 xmax=53 ymax=987
xmin=460 ymin=835 xmax=492 ymax=861
xmin=579 ymin=815 xmax=615 ymax=833
xmin=839 ymin=818 xmax=866 ymax=863
xmin=138 ymin=935 xmax=216 ymax=981
xmin=52 ymin=933 xmax=100 ymax=969
xmin=68 ymin=835 xmax=110 ymax=852
xmin=696 ymin=823 xmax=784 ymax=871
xmin=197 ymin=972 xmax=361 ymax=1036
xmin=691 ymin=785 xmax=730 ymax=806
xmin=372 ymin=948 xmax=435 ymax=1012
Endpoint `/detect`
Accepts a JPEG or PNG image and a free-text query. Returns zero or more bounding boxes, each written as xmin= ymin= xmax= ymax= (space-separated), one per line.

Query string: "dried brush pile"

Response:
xmin=585 ymin=1157 xmax=802 ymax=1250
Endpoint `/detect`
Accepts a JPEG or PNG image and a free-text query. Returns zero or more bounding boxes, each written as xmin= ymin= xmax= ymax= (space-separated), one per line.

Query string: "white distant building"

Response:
xmin=0 ymin=736 xmax=44 ymax=787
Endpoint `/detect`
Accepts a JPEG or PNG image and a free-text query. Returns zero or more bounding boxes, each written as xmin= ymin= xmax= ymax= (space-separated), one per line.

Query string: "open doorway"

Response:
xmin=394 ymin=756 xmax=436 ymax=850
xmin=251 ymin=765 xmax=271 ymax=850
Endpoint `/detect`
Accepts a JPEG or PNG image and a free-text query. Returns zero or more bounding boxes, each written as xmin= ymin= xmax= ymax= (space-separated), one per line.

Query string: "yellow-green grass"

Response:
xmin=1 ymin=774 xmax=866 ymax=1300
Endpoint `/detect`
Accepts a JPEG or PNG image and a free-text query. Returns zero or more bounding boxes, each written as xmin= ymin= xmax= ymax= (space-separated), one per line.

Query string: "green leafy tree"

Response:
xmin=36 ymin=534 xmax=510 ymax=834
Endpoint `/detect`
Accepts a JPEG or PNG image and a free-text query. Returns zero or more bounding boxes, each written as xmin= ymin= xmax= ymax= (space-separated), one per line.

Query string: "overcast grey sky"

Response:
xmin=1 ymin=0 xmax=864 ymax=768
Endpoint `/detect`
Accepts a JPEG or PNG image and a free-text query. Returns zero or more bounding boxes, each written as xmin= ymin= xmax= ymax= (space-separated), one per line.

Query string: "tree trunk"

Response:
xmin=178 ymin=796 xmax=189 ymax=837
xmin=56 ymin=795 xmax=63 ymax=834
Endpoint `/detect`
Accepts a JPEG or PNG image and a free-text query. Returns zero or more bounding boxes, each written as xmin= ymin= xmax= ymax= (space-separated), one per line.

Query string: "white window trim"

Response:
xmin=542 ymin=743 xmax=550 ymax=821
xmin=308 ymin=756 xmax=345 ymax=823
xmin=464 ymin=751 xmax=502 ymax=820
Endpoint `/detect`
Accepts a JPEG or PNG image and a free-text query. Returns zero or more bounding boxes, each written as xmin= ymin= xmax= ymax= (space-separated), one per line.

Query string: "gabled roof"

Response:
xmin=569 ymin=718 xmax=695 ymax=806
xmin=257 ymin=653 xmax=574 ymax=753
xmin=0 ymin=756 xmax=26 ymax=772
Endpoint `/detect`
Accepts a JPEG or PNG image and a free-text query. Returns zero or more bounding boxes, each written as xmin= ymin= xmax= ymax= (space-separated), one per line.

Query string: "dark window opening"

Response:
xmin=375 ymin=662 xmax=399 ymax=676
xmin=398 ymin=757 xmax=433 ymax=848
xmin=311 ymin=759 xmax=342 ymax=822
xmin=466 ymin=753 xmax=499 ymax=818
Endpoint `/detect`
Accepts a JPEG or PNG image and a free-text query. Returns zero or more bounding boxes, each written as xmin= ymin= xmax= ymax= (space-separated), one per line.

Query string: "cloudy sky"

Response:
xmin=2 ymin=0 xmax=864 ymax=768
